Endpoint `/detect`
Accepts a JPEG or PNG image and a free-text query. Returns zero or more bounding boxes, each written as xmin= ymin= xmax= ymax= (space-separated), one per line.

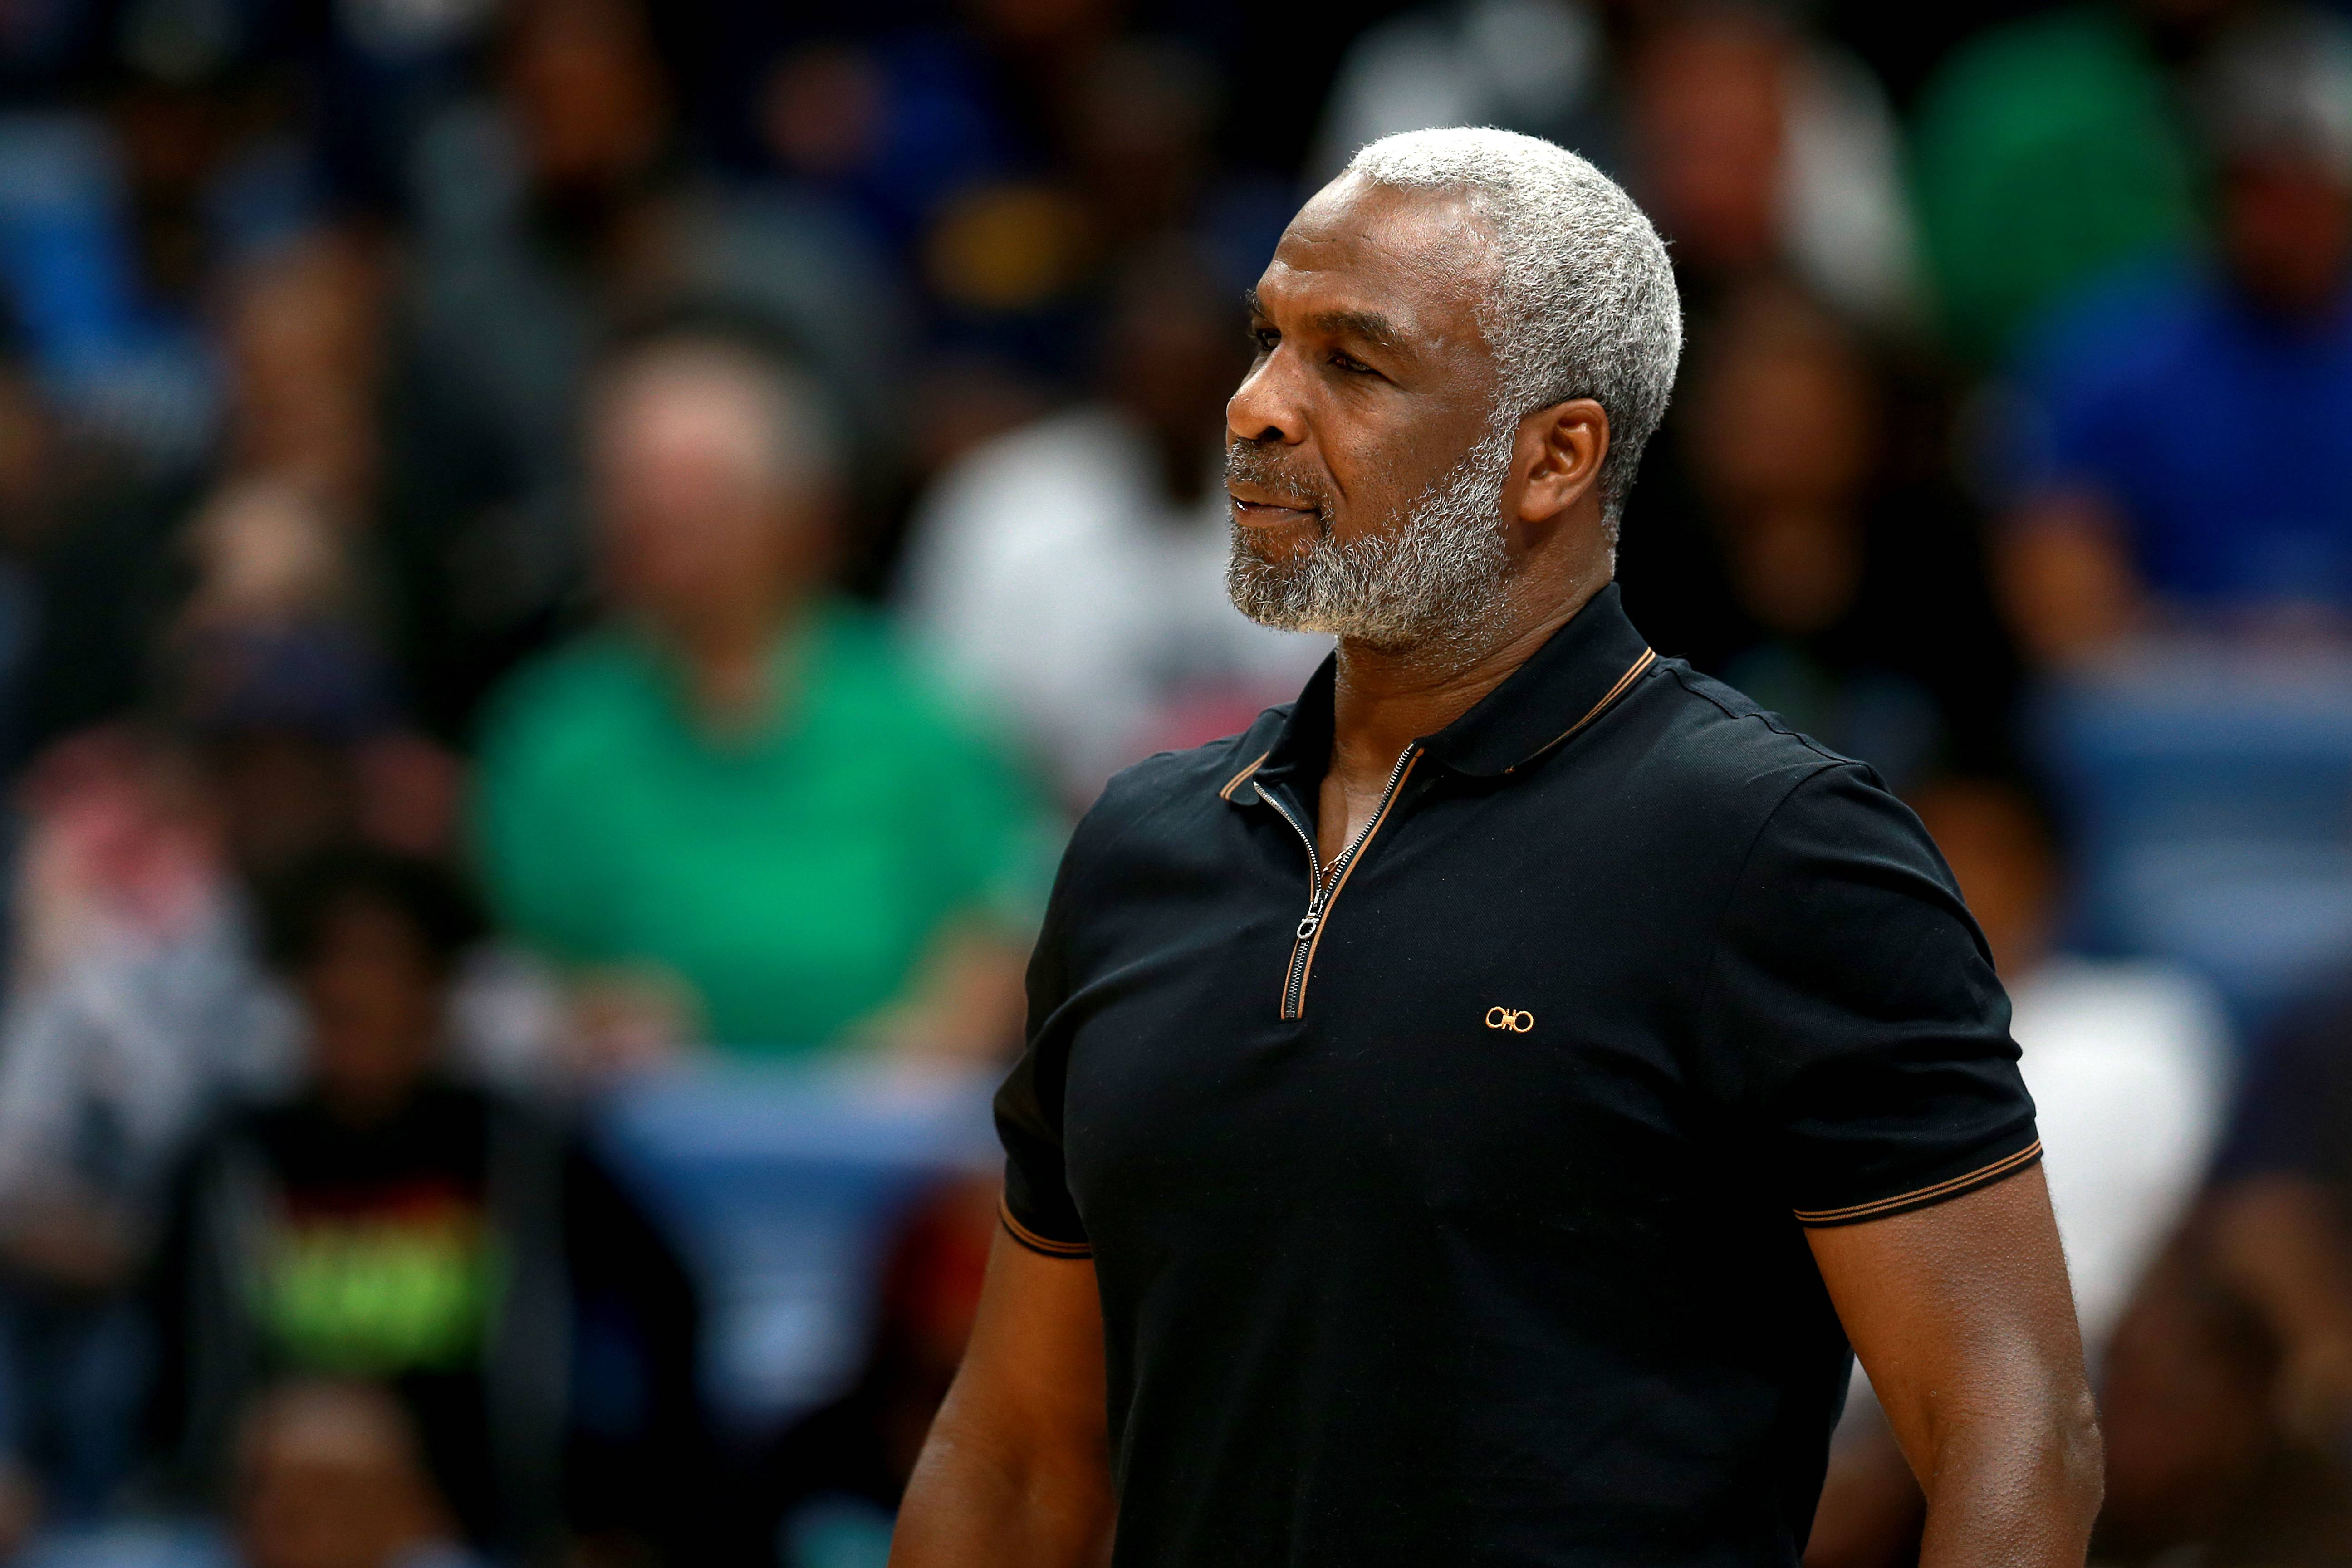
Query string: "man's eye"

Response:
xmin=1250 ymin=326 xmax=1280 ymax=353
xmin=1331 ymin=353 xmax=1375 ymax=376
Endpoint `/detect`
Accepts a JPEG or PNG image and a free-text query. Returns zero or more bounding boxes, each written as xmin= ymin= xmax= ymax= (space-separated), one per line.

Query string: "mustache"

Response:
xmin=1223 ymin=441 xmax=1334 ymax=516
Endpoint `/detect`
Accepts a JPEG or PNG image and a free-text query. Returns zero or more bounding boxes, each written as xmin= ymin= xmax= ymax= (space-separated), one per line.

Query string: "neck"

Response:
xmin=1329 ymin=564 xmax=1610 ymax=777
xmin=658 ymin=593 xmax=802 ymax=732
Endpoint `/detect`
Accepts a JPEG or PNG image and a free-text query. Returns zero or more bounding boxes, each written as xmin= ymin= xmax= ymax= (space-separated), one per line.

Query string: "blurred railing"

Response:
xmin=2032 ymin=642 xmax=2352 ymax=1036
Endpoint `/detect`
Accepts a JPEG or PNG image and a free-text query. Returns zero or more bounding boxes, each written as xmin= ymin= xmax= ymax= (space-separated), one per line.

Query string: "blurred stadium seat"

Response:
xmin=588 ymin=1062 xmax=999 ymax=1438
xmin=2031 ymin=645 xmax=2352 ymax=1035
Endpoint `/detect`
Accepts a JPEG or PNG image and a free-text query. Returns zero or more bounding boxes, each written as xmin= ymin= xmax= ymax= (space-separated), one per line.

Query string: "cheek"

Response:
xmin=1313 ymin=417 xmax=1410 ymax=530
xmin=1319 ymin=423 xmax=1470 ymax=540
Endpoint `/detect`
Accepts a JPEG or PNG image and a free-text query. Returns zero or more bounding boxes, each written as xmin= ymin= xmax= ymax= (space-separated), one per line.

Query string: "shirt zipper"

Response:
xmin=1255 ymin=744 xmax=1421 ymax=1019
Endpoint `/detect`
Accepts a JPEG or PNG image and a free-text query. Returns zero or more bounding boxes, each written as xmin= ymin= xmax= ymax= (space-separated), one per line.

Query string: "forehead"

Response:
xmin=1256 ymin=176 xmax=1498 ymax=354
xmin=597 ymin=360 xmax=778 ymax=464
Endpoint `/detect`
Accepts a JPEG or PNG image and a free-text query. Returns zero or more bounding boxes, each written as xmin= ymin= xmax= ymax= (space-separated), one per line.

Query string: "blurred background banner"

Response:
xmin=0 ymin=0 xmax=2347 ymax=1564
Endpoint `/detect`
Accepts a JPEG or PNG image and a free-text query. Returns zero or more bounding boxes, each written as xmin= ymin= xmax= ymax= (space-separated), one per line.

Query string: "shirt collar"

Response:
xmin=1234 ymin=583 xmax=1656 ymax=799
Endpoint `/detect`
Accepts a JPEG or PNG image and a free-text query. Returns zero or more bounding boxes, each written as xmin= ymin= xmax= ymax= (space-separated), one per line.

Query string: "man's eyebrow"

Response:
xmin=1310 ymin=308 xmax=1407 ymax=353
xmin=1241 ymin=291 xmax=1409 ymax=354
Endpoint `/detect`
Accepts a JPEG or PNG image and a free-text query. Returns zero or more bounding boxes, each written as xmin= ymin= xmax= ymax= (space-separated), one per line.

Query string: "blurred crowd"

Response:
xmin=0 ymin=0 xmax=2345 ymax=1564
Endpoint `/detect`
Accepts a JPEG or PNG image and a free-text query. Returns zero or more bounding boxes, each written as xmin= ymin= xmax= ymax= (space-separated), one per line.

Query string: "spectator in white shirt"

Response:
xmin=896 ymin=241 xmax=1329 ymax=808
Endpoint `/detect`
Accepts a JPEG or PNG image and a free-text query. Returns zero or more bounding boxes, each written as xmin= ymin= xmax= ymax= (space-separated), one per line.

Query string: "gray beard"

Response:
xmin=1225 ymin=415 xmax=1517 ymax=655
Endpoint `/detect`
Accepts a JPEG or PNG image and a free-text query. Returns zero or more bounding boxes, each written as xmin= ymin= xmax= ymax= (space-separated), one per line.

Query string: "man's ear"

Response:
xmin=1512 ymin=398 xmax=1610 ymax=527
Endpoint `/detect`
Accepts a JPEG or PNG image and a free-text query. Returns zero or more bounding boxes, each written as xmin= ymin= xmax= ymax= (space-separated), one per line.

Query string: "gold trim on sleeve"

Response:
xmin=1792 ymin=1141 xmax=2044 ymax=1227
xmin=998 ymin=1198 xmax=1094 ymax=1259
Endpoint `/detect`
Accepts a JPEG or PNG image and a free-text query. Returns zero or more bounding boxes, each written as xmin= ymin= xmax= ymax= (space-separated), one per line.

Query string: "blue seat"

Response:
xmin=9 ymin=1523 xmax=231 ymax=1568
xmin=2030 ymin=651 xmax=2352 ymax=1035
xmin=588 ymin=1060 xmax=998 ymax=1439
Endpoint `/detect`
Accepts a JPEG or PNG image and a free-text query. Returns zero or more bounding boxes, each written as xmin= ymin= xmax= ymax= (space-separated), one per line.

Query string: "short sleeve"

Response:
xmin=1705 ymin=764 xmax=2040 ymax=1227
xmin=991 ymin=843 xmax=1092 ymax=1259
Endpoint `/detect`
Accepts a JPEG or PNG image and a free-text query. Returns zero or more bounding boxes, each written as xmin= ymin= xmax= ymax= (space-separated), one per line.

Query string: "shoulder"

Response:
xmin=812 ymin=603 xmax=1009 ymax=752
xmin=919 ymin=407 xmax=1136 ymax=525
xmin=1921 ymin=6 xmax=2156 ymax=125
xmin=1624 ymin=659 xmax=1872 ymax=811
xmin=1055 ymin=714 xmax=1289 ymax=883
xmin=476 ymin=633 xmax=649 ymax=759
xmin=1607 ymin=660 xmax=1953 ymax=892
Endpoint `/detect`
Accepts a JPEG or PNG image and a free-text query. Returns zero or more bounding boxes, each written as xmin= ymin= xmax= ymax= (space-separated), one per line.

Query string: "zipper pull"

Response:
xmin=1296 ymin=907 xmax=1323 ymax=941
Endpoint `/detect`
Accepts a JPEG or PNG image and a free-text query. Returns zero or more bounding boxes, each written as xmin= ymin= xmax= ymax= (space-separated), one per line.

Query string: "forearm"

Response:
xmin=1813 ymin=1170 xmax=2103 ymax=1568
xmin=891 ymin=1404 xmax=1114 ymax=1567
xmin=1915 ymin=1392 xmax=2103 ymax=1568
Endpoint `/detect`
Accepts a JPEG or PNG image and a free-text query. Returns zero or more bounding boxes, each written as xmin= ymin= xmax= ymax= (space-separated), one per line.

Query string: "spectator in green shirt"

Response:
xmin=1911 ymin=2 xmax=2209 ymax=361
xmin=474 ymin=325 xmax=1055 ymax=1062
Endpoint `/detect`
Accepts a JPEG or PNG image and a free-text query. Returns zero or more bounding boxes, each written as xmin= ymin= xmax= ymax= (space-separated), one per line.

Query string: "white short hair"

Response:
xmin=1343 ymin=127 xmax=1682 ymax=536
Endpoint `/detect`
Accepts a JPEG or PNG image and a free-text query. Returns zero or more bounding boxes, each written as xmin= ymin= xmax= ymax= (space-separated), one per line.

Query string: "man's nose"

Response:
xmin=1226 ymin=353 xmax=1306 ymax=446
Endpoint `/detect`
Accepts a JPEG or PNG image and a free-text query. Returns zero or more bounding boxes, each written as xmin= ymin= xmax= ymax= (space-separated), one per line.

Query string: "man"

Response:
xmin=473 ymin=325 xmax=1052 ymax=1061
xmin=893 ymin=129 xmax=2101 ymax=1567
xmin=147 ymin=848 xmax=709 ymax=1560
xmin=1998 ymin=8 xmax=2352 ymax=662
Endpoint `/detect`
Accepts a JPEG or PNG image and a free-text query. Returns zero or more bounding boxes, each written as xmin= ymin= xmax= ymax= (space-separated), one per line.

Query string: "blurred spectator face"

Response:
xmin=1102 ymin=244 xmax=1247 ymax=490
xmin=237 ymin=1382 xmax=450 ymax=1568
xmin=182 ymin=481 xmax=356 ymax=632
xmin=1686 ymin=286 xmax=1878 ymax=635
xmin=1064 ymin=42 xmax=1214 ymax=248
xmin=903 ymin=354 xmax=1054 ymax=481
xmin=172 ymin=620 xmax=395 ymax=877
xmin=1630 ymin=8 xmax=1789 ymax=279
xmin=1689 ymin=289 xmax=1875 ymax=512
xmin=296 ymin=893 xmax=449 ymax=1121
xmin=504 ymin=0 xmax=667 ymax=197
xmin=965 ymin=0 xmax=1117 ymax=55
xmin=107 ymin=81 xmax=232 ymax=303
xmin=0 ymin=365 xmax=59 ymax=549
xmin=1909 ymin=779 xmax=2057 ymax=978
xmin=763 ymin=44 xmax=885 ymax=181
xmin=225 ymin=237 xmax=387 ymax=505
xmin=2220 ymin=151 xmax=2352 ymax=317
xmin=2132 ymin=0 xmax=2250 ymax=49
xmin=592 ymin=345 xmax=836 ymax=642
xmin=213 ymin=730 xmax=362 ymax=882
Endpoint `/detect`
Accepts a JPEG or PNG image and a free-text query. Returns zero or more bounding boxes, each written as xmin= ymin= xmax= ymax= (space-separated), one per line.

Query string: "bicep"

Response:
xmin=1807 ymin=1163 xmax=2088 ymax=1477
xmin=894 ymin=1230 xmax=1115 ymax=1567
xmin=936 ymin=1230 xmax=1109 ymax=1464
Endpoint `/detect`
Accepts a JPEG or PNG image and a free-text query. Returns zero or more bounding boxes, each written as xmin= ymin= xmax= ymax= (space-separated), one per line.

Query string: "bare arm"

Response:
xmin=1807 ymin=1165 xmax=2102 ymax=1568
xmin=861 ymin=923 xmax=1033 ymax=1067
xmin=891 ymin=1229 xmax=1116 ymax=1567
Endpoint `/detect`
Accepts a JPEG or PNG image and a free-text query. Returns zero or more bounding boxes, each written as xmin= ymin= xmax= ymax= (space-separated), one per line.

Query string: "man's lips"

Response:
xmin=1227 ymin=487 xmax=1319 ymax=524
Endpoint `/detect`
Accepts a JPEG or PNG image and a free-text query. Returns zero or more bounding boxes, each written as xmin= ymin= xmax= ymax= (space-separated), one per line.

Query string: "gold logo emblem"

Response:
xmin=1485 ymin=1006 xmax=1534 ymax=1033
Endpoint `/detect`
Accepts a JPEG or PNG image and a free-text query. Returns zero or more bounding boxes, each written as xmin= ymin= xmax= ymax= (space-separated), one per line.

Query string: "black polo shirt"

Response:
xmin=996 ymin=583 xmax=2038 ymax=1568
